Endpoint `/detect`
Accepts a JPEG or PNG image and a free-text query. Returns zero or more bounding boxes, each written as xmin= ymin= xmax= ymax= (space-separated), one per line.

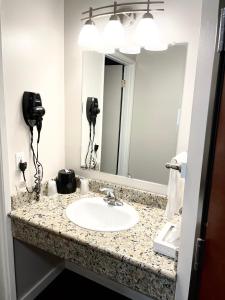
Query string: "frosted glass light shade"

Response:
xmin=96 ymin=45 xmax=115 ymax=54
xmin=103 ymin=18 xmax=125 ymax=49
xmin=144 ymin=27 xmax=168 ymax=51
xmin=135 ymin=13 xmax=168 ymax=51
xmin=135 ymin=15 xmax=158 ymax=47
xmin=144 ymin=39 xmax=168 ymax=51
xmin=120 ymin=26 xmax=140 ymax=54
xmin=120 ymin=45 xmax=140 ymax=54
xmin=78 ymin=21 xmax=100 ymax=51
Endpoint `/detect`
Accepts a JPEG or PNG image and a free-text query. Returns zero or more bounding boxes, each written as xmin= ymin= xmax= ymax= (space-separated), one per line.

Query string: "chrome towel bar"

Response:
xmin=165 ymin=162 xmax=181 ymax=172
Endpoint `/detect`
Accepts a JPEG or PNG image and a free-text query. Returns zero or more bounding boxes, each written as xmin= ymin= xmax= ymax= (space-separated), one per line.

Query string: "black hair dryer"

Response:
xmin=22 ymin=92 xmax=45 ymax=142
xmin=86 ymin=97 xmax=100 ymax=126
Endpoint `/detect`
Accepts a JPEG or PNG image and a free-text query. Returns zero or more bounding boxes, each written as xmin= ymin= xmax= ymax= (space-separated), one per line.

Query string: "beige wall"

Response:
xmin=64 ymin=0 xmax=202 ymax=192
xmin=1 ymin=0 xmax=65 ymax=193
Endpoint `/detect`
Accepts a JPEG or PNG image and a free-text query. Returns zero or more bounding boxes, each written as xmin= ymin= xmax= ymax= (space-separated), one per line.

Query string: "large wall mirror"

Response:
xmin=81 ymin=45 xmax=187 ymax=185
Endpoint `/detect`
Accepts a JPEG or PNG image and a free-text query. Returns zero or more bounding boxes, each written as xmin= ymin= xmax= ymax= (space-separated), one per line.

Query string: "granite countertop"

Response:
xmin=10 ymin=190 xmax=177 ymax=300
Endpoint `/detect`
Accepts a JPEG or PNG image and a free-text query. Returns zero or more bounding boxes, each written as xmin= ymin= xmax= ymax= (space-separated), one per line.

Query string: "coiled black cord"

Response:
xmin=34 ymin=140 xmax=43 ymax=197
xmin=21 ymin=127 xmax=43 ymax=200
xmin=85 ymin=124 xmax=92 ymax=168
xmin=84 ymin=124 xmax=98 ymax=169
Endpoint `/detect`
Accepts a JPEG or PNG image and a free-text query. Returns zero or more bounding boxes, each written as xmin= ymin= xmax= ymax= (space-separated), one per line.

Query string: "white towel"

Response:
xmin=165 ymin=152 xmax=187 ymax=220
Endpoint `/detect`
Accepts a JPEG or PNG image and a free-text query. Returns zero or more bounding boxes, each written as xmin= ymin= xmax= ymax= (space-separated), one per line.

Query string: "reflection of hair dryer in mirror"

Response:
xmin=86 ymin=97 xmax=100 ymax=126
xmin=85 ymin=97 xmax=100 ymax=169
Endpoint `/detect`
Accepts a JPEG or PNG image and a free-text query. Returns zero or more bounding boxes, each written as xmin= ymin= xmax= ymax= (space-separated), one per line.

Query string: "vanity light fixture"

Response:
xmin=79 ymin=1 xmax=166 ymax=54
xmin=78 ymin=7 xmax=100 ymax=51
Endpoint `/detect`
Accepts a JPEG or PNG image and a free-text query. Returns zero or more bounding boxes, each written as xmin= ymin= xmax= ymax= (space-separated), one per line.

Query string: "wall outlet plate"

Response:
xmin=15 ymin=152 xmax=24 ymax=171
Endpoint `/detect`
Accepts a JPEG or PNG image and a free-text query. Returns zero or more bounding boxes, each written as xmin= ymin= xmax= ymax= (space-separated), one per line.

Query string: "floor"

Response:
xmin=35 ymin=270 xmax=130 ymax=299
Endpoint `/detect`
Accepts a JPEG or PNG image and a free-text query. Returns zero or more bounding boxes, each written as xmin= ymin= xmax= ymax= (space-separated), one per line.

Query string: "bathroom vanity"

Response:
xmin=10 ymin=180 xmax=177 ymax=300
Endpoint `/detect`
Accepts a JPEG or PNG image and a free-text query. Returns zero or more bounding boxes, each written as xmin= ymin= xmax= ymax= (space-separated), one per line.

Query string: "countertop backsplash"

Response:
xmin=11 ymin=177 xmax=167 ymax=211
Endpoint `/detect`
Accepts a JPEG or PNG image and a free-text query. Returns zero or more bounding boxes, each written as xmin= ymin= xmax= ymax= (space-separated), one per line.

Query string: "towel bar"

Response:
xmin=165 ymin=163 xmax=181 ymax=172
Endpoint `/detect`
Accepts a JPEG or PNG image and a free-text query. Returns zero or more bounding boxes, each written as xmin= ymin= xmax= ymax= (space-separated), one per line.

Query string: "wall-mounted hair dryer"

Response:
xmin=21 ymin=92 xmax=46 ymax=200
xmin=22 ymin=92 xmax=45 ymax=143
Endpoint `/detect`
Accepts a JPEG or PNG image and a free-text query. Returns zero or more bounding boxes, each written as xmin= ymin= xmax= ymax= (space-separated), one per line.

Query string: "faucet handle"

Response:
xmin=99 ymin=187 xmax=123 ymax=206
xmin=99 ymin=187 xmax=115 ymax=198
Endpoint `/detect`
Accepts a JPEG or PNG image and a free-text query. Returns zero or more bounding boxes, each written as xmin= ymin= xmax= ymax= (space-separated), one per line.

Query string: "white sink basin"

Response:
xmin=65 ymin=197 xmax=139 ymax=232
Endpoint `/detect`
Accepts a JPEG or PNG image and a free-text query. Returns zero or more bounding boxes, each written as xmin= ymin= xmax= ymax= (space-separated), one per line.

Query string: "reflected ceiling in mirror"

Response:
xmin=80 ymin=45 xmax=187 ymax=185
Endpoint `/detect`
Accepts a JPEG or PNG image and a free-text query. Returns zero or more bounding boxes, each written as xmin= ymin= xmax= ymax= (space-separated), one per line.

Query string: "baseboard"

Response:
xmin=19 ymin=263 xmax=65 ymax=300
xmin=65 ymin=261 xmax=153 ymax=300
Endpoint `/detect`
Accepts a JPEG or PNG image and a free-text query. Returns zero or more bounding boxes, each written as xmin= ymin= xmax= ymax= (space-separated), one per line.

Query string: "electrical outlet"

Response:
xmin=15 ymin=152 xmax=24 ymax=171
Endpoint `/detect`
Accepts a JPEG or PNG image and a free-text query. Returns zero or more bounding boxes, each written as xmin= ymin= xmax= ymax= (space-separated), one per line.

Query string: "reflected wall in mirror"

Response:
xmin=81 ymin=45 xmax=187 ymax=185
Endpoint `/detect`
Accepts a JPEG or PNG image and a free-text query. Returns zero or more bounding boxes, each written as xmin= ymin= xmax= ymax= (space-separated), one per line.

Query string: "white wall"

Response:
xmin=1 ymin=0 xmax=65 ymax=194
xmin=176 ymin=0 xmax=220 ymax=298
xmin=0 ymin=42 xmax=16 ymax=299
xmin=0 ymin=0 xmax=65 ymax=298
xmin=0 ymin=100 xmax=16 ymax=300
xmin=64 ymin=0 xmax=203 ymax=192
xmin=129 ymin=46 xmax=187 ymax=184
xmin=163 ymin=1 xmax=203 ymax=153
xmin=64 ymin=0 xmax=83 ymax=174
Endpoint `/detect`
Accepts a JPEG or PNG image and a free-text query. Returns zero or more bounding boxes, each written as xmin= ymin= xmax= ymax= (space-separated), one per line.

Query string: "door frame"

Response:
xmin=188 ymin=1 xmax=225 ymax=299
xmin=107 ymin=52 xmax=136 ymax=177
xmin=175 ymin=0 xmax=221 ymax=299
xmin=0 ymin=6 xmax=17 ymax=299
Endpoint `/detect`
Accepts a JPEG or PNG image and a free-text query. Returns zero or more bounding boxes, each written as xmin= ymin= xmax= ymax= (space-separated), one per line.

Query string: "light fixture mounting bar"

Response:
xmin=82 ymin=1 xmax=164 ymax=14
xmin=147 ymin=0 xmax=150 ymax=12
xmin=81 ymin=8 xmax=164 ymax=21
xmin=81 ymin=1 xmax=165 ymax=21
xmin=89 ymin=7 xmax=93 ymax=20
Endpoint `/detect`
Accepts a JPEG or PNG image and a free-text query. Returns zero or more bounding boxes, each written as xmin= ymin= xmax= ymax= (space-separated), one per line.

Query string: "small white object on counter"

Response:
xmin=153 ymin=222 xmax=179 ymax=259
xmin=47 ymin=179 xmax=57 ymax=197
xmin=80 ymin=178 xmax=89 ymax=195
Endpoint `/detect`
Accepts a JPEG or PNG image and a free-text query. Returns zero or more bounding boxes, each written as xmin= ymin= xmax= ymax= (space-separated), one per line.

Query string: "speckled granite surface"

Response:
xmin=11 ymin=181 xmax=48 ymax=210
xmin=11 ymin=178 xmax=167 ymax=210
xmin=89 ymin=179 xmax=167 ymax=209
xmin=10 ymin=188 xmax=177 ymax=300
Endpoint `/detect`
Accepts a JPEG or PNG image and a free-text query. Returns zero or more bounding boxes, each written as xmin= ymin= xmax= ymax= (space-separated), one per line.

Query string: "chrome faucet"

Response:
xmin=99 ymin=188 xmax=123 ymax=206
